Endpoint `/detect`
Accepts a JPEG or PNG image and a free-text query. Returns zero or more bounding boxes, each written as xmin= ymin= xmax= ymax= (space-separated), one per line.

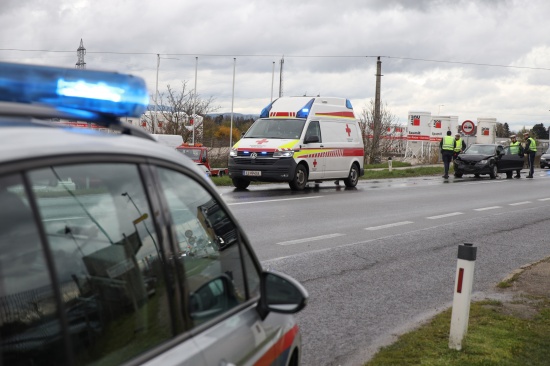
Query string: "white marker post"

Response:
xmin=388 ymin=156 xmax=393 ymax=172
xmin=449 ymin=243 xmax=477 ymax=351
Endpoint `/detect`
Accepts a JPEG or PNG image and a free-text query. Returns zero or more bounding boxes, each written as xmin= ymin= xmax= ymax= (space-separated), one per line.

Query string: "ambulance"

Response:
xmin=228 ymin=96 xmax=365 ymax=190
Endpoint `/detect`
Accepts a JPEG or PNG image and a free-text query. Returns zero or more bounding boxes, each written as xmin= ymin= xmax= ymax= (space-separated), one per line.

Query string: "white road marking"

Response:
xmin=538 ymin=198 xmax=550 ymax=201
xmin=228 ymin=196 xmax=322 ymax=206
xmin=509 ymin=201 xmax=531 ymax=206
xmin=277 ymin=233 xmax=345 ymax=246
xmin=365 ymin=221 xmax=414 ymax=231
xmin=427 ymin=212 xmax=463 ymax=219
xmin=474 ymin=206 xmax=502 ymax=211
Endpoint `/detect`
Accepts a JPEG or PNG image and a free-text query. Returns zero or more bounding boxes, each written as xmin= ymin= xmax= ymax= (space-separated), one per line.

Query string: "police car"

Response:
xmin=0 ymin=62 xmax=307 ymax=366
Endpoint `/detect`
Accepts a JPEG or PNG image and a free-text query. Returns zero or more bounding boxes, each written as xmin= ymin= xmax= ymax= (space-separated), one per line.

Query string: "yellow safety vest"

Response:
xmin=442 ymin=136 xmax=455 ymax=151
xmin=526 ymin=137 xmax=537 ymax=152
xmin=510 ymin=141 xmax=520 ymax=154
xmin=453 ymin=138 xmax=463 ymax=152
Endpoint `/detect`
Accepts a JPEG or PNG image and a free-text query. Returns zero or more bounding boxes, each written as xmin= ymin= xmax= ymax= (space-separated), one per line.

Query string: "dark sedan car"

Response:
xmin=540 ymin=147 xmax=550 ymax=169
xmin=453 ymin=143 xmax=524 ymax=179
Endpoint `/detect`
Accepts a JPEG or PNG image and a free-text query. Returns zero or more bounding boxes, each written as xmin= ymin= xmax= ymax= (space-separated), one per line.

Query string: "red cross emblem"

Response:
xmin=313 ymin=159 xmax=317 ymax=168
xmin=256 ymin=138 xmax=268 ymax=144
xmin=345 ymin=124 xmax=351 ymax=137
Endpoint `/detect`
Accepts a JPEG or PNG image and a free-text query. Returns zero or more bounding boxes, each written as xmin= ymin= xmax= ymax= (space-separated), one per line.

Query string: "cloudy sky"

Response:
xmin=2 ymin=0 xmax=550 ymax=132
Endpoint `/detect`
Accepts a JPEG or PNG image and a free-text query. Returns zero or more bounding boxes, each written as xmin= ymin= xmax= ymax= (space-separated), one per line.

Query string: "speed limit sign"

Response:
xmin=461 ymin=120 xmax=475 ymax=135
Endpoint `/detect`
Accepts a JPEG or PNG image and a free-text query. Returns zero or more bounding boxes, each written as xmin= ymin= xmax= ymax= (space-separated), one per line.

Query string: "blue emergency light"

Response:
xmin=296 ymin=98 xmax=314 ymax=119
xmin=260 ymin=101 xmax=275 ymax=118
xmin=0 ymin=62 xmax=149 ymax=120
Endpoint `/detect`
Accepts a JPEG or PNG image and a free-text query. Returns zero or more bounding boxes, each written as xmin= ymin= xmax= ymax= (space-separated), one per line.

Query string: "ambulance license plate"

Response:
xmin=243 ymin=170 xmax=261 ymax=176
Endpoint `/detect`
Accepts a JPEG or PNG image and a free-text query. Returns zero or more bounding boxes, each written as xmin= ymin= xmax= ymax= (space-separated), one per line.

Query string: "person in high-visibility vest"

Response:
xmin=440 ymin=130 xmax=456 ymax=179
xmin=453 ymin=133 xmax=466 ymax=161
xmin=523 ymin=131 xmax=537 ymax=178
xmin=509 ymin=135 xmax=523 ymax=178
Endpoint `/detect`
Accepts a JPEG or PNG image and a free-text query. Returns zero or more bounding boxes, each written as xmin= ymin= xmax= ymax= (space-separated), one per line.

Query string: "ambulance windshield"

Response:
xmin=244 ymin=119 xmax=306 ymax=139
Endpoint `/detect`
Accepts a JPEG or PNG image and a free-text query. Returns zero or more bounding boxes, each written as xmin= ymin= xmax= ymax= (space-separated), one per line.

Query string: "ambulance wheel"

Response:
xmin=343 ymin=164 xmax=360 ymax=187
xmin=232 ymin=178 xmax=250 ymax=190
xmin=289 ymin=164 xmax=308 ymax=191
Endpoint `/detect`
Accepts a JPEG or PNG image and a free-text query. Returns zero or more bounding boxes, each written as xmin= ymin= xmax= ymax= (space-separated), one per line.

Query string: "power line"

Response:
xmin=2 ymin=48 xmax=550 ymax=71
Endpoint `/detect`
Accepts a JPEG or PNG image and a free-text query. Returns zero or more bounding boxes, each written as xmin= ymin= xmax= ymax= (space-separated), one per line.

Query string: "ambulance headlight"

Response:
xmin=273 ymin=150 xmax=294 ymax=158
xmin=230 ymin=149 xmax=238 ymax=157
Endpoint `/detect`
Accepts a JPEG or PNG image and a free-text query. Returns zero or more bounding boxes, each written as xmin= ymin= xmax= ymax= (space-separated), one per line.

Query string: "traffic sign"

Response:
xmin=461 ymin=120 xmax=475 ymax=135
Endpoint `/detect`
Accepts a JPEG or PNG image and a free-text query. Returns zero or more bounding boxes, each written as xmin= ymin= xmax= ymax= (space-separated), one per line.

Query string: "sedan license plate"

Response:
xmin=243 ymin=170 xmax=261 ymax=176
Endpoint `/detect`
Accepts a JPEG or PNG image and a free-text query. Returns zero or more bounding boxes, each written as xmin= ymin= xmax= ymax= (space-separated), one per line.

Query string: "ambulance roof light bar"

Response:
xmin=0 ymin=61 xmax=149 ymax=125
xmin=296 ymin=98 xmax=315 ymax=119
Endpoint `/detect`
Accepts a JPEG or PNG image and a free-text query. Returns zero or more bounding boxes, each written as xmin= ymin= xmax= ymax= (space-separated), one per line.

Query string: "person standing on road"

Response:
xmin=440 ymin=130 xmax=455 ymax=179
xmin=509 ymin=135 xmax=523 ymax=178
xmin=453 ymin=133 xmax=466 ymax=161
xmin=523 ymin=131 xmax=536 ymax=178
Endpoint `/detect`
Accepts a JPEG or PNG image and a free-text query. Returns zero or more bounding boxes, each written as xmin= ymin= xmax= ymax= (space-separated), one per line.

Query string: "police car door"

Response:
xmin=302 ymin=120 xmax=325 ymax=180
xmin=154 ymin=167 xmax=283 ymax=366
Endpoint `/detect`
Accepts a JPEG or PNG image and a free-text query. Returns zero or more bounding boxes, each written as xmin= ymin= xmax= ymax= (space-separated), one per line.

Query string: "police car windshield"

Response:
xmin=244 ymin=119 xmax=306 ymax=139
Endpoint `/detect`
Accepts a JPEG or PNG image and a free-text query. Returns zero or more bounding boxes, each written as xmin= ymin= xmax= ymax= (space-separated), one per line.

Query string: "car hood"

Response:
xmin=456 ymin=154 xmax=493 ymax=162
xmin=541 ymin=153 xmax=550 ymax=159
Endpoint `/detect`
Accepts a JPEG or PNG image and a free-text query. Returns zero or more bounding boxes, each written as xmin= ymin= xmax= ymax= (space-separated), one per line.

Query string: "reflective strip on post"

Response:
xmin=449 ymin=243 xmax=477 ymax=351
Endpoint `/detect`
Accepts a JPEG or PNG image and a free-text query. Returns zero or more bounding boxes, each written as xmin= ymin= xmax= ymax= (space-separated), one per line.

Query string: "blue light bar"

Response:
xmin=296 ymin=98 xmax=315 ymax=119
xmin=346 ymin=99 xmax=353 ymax=109
xmin=0 ymin=62 xmax=149 ymax=118
xmin=260 ymin=98 xmax=278 ymax=118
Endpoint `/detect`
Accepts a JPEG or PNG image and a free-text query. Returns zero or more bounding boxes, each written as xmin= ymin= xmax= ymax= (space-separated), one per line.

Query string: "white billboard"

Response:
xmin=407 ymin=111 xmax=431 ymax=141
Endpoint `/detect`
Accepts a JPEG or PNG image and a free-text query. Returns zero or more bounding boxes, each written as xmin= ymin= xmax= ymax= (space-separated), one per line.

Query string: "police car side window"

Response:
xmin=0 ymin=174 xmax=68 ymax=365
xmin=28 ymin=163 xmax=174 ymax=366
xmin=156 ymin=168 xmax=260 ymax=327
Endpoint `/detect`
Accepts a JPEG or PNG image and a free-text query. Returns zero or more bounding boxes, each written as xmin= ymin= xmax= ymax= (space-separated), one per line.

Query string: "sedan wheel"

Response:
xmin=489 ymin=164 xmax=498 ymax=179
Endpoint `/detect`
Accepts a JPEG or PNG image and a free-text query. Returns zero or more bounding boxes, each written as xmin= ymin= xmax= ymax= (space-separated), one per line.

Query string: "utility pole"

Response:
xmin=279 ymin=56 xmax=284 ymax=98
xmin=76 ymin=39 xmax=86 ymax=69
xmin=372 ymin=56 xmax=383 ymax=163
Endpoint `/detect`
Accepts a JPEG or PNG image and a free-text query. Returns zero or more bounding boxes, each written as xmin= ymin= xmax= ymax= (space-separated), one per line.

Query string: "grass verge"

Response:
xmin=211 ymin=166 xmax=447 ymax=186
xmin=365 ymin=298 xmax=550 ymax=366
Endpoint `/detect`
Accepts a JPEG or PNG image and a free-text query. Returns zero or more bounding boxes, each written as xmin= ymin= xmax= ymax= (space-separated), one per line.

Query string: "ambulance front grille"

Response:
xmin=233 ymin=158 xmax=277 ymax=165
xmin=237 ymin=151 xmax=274 ymax=157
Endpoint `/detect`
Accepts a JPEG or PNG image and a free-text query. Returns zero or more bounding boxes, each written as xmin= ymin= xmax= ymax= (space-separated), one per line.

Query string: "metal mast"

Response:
xmin=278 ymin=56 xmax=284 ymax=98
xmin=76 ymin=39 xmax=86 ymax=69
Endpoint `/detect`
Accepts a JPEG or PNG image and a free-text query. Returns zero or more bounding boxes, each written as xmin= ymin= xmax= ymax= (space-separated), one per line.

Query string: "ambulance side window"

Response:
xmin=305 ymin=121 xmax=321 ymax=142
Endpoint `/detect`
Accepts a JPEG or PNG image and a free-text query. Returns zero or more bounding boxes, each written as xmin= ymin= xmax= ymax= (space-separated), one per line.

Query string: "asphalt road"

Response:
xmin=218 ymin=169 xmax=550 ymax=366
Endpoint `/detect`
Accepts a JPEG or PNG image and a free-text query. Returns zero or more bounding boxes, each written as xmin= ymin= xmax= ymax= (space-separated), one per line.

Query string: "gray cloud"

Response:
xmin=1 ymin=0 xmax=549 ymax=131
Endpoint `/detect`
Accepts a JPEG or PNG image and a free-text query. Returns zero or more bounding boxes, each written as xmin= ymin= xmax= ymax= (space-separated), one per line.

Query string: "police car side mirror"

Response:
xmin=304 ymin=135 xmax=319 ymax=144
xmin=257 ymin=270 xmax=308 ymax=320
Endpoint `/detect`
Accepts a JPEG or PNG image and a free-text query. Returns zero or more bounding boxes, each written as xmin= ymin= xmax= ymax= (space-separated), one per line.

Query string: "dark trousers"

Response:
xmin=442 ymin=151 xmax=453 ymax=177
xmin=527 ymin=151 xmax=536 ymax=177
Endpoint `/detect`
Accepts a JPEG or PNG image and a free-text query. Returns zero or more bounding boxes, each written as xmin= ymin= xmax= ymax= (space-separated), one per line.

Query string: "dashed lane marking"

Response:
xmin=509 ymin=201 xmax=531 ymax=206
xmin=474 ymin=206 xmax=502 ymax=211
xmin=427 ymin=212 xmax=463 ymax=219
xmin=365 ymin=221 xmax=414 ymax=230
xmin=277 ymin=233 xmax=345 ymax=246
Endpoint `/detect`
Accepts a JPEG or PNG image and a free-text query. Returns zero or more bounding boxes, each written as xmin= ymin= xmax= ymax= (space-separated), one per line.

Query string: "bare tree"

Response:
xmin=358 ymin=99 xmax=399 ymax=164
xmin=142 ymin=82 xmax=219 ymax=142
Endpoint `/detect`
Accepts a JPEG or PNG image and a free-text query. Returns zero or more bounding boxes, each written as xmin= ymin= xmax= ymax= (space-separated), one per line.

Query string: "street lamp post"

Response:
xmin=192 ymin=57 xmax=198 ymax=145
xmin=154 ymin=55 xmax=179 ymax=134
xmin=154 ymin=54 xmax=159 ymax=134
